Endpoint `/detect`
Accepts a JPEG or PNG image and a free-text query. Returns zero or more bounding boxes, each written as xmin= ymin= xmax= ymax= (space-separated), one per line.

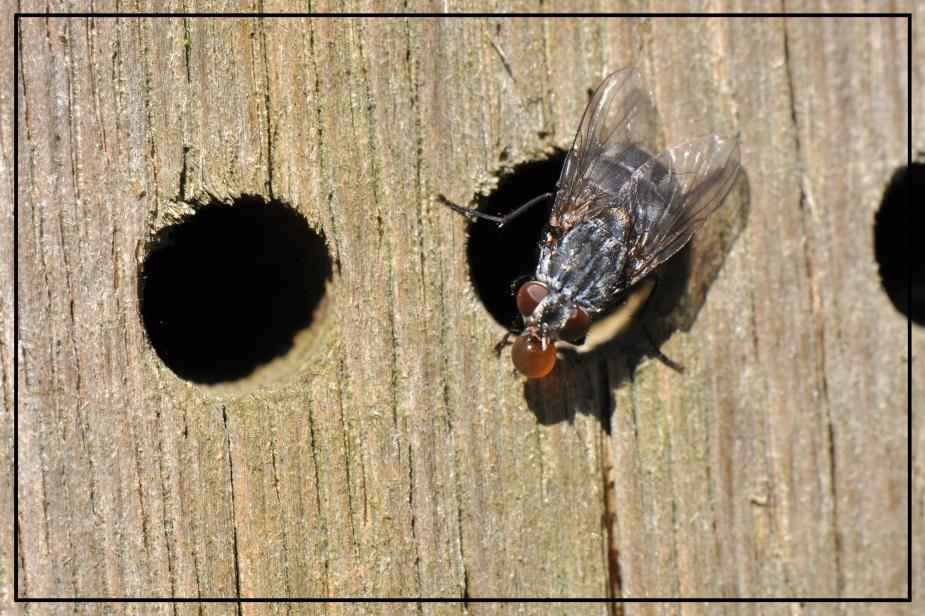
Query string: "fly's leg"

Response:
xmin=638 ymin=275 xmax=684 ymax=372
xmin=494 ymin=331 xmax=515 ymax=357
xmin=642 ymin=323 xmax=683 ymax=372
xmin=436 ymin=193 xmax=554 ymax=228
xmin=495 ymin=297 xmax=531 ymax=357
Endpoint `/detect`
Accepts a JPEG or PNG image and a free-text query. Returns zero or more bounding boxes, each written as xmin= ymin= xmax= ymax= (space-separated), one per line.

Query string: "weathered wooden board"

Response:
xmin=2 ymin=2 xmax=920 ymax=616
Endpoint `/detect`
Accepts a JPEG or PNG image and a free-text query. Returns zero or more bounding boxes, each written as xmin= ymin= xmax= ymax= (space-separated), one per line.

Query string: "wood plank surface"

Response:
xmin=2 ymin=2 xmax=920 ymax=615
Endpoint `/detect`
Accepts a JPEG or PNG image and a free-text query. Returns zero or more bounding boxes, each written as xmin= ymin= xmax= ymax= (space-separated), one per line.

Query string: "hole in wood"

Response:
xmin=139 ymin=196 xmax=332 ymax=385
xmin=465 ymin=149 xmax=565 ymax=328
xmin=874 ymin=162 xmax=923 ymax=325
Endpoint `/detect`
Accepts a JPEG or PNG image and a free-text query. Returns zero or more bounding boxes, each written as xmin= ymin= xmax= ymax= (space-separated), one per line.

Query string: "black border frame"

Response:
xmin=11 ymin=9 xmax=914 ymax=604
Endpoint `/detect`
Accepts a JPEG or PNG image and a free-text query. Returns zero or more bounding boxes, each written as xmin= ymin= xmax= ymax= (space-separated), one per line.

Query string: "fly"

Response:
xmin=439 ymin=67 xmax=742 ymax=378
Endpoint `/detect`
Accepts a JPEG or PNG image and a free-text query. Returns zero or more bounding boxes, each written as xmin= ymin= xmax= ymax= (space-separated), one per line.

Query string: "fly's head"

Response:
xmin=511 ymin=280 xmax=592 ymax=378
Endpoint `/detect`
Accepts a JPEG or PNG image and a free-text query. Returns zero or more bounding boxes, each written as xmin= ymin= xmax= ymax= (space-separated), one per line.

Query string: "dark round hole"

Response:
xmin=139 ymin=196 xmax=331 ymax=384
xmin=874 ymin=162 xmax=923 ymax=325
xmin=466 ymin=150 xmax=565 ymax=328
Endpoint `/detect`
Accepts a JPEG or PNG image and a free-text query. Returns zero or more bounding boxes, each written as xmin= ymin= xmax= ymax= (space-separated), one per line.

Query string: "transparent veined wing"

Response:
xmin=550 ymin=67 xmax=659 ymax=235
xmin=620 ymin=134 xmax=742 ymax=287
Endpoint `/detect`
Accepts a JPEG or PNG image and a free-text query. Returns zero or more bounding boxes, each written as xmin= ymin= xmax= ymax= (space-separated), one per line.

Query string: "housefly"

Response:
xmin=439 ymin=67 xmax=741 ymax=378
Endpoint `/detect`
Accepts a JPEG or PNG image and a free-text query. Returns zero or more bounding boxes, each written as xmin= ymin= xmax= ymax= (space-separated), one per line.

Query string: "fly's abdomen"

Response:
xmin=585 ymin=145 xmax=653 ymax=191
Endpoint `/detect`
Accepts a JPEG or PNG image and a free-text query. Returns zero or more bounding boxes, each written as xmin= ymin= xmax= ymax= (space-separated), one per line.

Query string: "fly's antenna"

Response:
xmin=437 ymin=193 xmax=553 ymax=228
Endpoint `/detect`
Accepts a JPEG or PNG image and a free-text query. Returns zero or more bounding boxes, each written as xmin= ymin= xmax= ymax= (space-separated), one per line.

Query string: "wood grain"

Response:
xmin=3 ymin=3 xmax=919 ymax=615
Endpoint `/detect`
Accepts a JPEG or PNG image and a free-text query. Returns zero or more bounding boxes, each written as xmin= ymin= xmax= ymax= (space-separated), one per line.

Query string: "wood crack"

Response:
xmin=267 ymin=422 xmax=293 ymax=601
xmin=257 ymin=12 xmax=275 ymax=199
xmin=407 ymin=440 xmax=423 ymax=603
xmin=136 ymin=18 xmax=160 ymax=199
xmin=183 ymin=17 xmax=192 ymax=85
xmin=153 ymin=404 xmax=178 ymax=599
xmin=305 ymin=16 xmax=341 ymax=272
xmin=598 ymin=360 xmax=623 ymax=612
xmin=335 ymin=355 xmax=360 ymax=553
xmin=305 ymin=397 xmax=331 ymax=595
xmin=782 ymin=19 xmax=843 ymax=597
xmin=222 ymin=405 xmax=244 ymax=613
xmin=181 ymin=406 xmax=205 ymax=603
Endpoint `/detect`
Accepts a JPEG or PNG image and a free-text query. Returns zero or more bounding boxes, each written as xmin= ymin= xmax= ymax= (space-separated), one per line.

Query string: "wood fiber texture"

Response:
xmin=3 ymin=2 xmax=920 ymax=616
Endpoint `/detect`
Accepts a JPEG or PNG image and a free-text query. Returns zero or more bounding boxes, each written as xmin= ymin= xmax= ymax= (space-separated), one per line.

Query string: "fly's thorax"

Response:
xmin=536 ymin=212 xmax=634 ymax=317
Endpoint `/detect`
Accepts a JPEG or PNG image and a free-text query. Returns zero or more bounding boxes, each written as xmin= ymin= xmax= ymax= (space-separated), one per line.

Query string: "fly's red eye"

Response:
xmin=511 ymin=333 xmax=557 ymax=378
xmin=559 ymin=307 xmax=591 ymax=343
xmin=517 ymin=281 xmax=549 ymax=317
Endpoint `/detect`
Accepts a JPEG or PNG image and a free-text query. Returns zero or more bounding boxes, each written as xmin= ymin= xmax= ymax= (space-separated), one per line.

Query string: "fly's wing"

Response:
xmin=621 ymin=134 xmax=742 ymax=287
xmin=550 ymin=67 xmax=658 ymax=235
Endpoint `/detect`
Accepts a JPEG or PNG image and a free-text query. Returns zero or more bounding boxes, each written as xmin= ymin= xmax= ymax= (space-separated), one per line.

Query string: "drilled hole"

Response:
xmin=466 ymin=150 xmax=565 ymax=328
xmin=874 ymin=162 xmax=923 ymax=325
xmin=139 ymin=196 xmax=332 ymax=384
